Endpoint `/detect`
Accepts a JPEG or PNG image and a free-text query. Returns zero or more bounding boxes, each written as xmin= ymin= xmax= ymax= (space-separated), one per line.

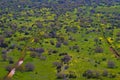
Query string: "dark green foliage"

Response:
xmin=1 ymin=54 xmax=7 ymax=61
xmin=56 ymin=73 xmax=67 ymax=79
xmin=50 ymin=40 xmax=55 ymax=45
xmin=102 ymin=70 xmax=108 ymax=77
xmin=83 ymin=70 xmax=100 ymax=79
xmin=0 ymin=35 xmax=4 ymax=44
xmin=35 ymin=48 xmax=44 ymax=54
xmin=30 ymin=52 xmax=37 ymax=58
xmin=68 ymin=71 xmax=77 ymax=78
xmin=109 ymin=73 xmax=116 ymax=78
xmin=61 ymin=55 xmax=71 ymax=64
xmin=39 ymin=56 xmax=46 ymax=60
xmin=53 ymin=62 xmax=62 ymax=67
xmin=107 ymin=61 xmax=116 ymax=68
xmin=56 ymin=42 xmax=61 ymax=48
xmin=5 ymin=65 xmax=13 ymax=72
xmin=25 ymin=63 xmax=35 ymax=71
xmin=94 ymin=46 xmax=103 ymax=53
xmin=8 ymin=57 xmax=14 ymax=64
xmin=83 ymin=70 xmax=93 ymax=79
xmin=17 ymin=66 xmax=25 ymax=72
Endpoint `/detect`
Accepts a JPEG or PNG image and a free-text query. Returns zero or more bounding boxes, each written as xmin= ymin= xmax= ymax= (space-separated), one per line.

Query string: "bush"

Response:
xmin=17 ymin=66 xmax=25 ymax=72
xmin=8 ymin=57 xmax=14 ymax=64
xmin=107 ymin=61 xmax=115 ymax=68
xmin=48 ymin=49 xmax=58 ymax=55
xmin=116 ymin=32 xmax=120 ymax=37
xmin=39 ymin=56 xmax=46 ymax=60
xmin=35 ymin=48 xmax=44 ymax=53
xmin=53 ymin=62 xmax=62 ymax=67
xmin=0 ymin=35 xmax=4 ymax=44
xmin=53 ymin=62 xmax=62 ymax=72
xmin=93 ymin=71 xmax=100 ymax=78
xmin=25 ymin=63 xmax=35 ymax=71
xmin=64 ymin=65 xmax=69 ymax=70
xmin=102 ymin=70 xmax=108 ymax=77
xmin=61 ymin=55 xmax=71 ymax=64
xmin=63 ymin=41 xmax=68 ymax=46
xmin=83 ymin=70 xmax=100 ymax=79
xmin=2 ymin=49 xmax=7 ymax=54
xmin=56 ymin=42 xmax=61 ymax=48
xmin=0 ymin=43 xmax=8 ymax=48
xmin=109 ymin=73 xmax=116 ymax=78
xmin=5 ymin=65 xmax=13 ymax=72
xmin=83 ymin=70 xmax=93 ymax=79
xmin=1 ymin=54 xmax=7 ymax=61
xmin=56 ymin=73 xmax=67 ymax=79
xmin=68 ymin=71 xmax=77 ymax=78
xmin=59 ymin=53 xmax=67 ymax=56
xmin=30 ymin=52 xmax=37 ymax=58
xmin=50 ymin=40 xmax=55 ymax=45
xmin=9 ymin=44 xmax=16 ymax=49
xmin=94 ymin=46 xmax=103 ymax=53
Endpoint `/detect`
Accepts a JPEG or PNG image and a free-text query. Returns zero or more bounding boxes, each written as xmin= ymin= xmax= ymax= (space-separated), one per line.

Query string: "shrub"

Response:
xmin=48 ymin=31 xmax=57 ymax=38
xmin=63 ymin=41 xmax=68 ymax=46
xmin=107 ymin=61 xmax=115 ymax=68
xmin=69 ymin=71 xmax=77 ymax=78
xmin=83 ymin=70 xmax=100 ymax=79
xmin=0 ymin=35 xmax=4 ymax=44
xmin=116 ymin=32 xmax=120 ymax=37
xmin=35 ymin=48 xmax=44 ymax=54
xmin=109 ymin=73 xmax=116 ymax=78
xmin=102 ymin=70 xmax=108 ymax=77
xmin=64 ymin=65 xmax=69 ymax=70
xmin=102 ymin=57 xmax=107 ymax=61
xmin=52 ymin=50 xmax=58 ymax=54
xmin=5 ymin=65 xmax=13 ymax=72
xmin=39 ymin=56 xmax=46 ymax=60
xmin=0 ymin=43 xmax=8 ymax=48
xmin=61 ymin=55 xmax=71 ymax=64
xmin=1 ymin=54 xmax=7 ymax=61
xmin=17 ymin=66 xmax=25 ymax=72
xmin=59 ymin=53 xmax=67 ymax=56
xmin=56 ymin=73 xmax=67 ymax=79
xmin=84 ymin=38 xmax=88 ymax=41
xmin=9 ymin=44 xmax=16 ymax=49
xmin=94 ymin=46 xmax=103 ymax=53
xmin=56 ymin=42 xmax=61 ymax=48
xmin=2 ymin=49 xmax=7 ymax=54
xmin=25 ymin=63 xmax=35 ymax=71
xmin=30 ymin=52 xmax=37 ymax=58
xmin=50 ymin=40 xmax=55 ymax=45
xmin=93 ymin=71 xmax=100 ymax=78
xmin=8 ymin=57 xmax=14 ymax=64
xmin=83 ymin=70 xmax=93 ymax=78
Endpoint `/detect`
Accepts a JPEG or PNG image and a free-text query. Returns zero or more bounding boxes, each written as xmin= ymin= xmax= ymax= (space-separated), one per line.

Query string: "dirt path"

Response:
xmin=4 ymin=44 xmax=28 ymax=80
xmin=100 ymin=26 xmax=120 ymax=58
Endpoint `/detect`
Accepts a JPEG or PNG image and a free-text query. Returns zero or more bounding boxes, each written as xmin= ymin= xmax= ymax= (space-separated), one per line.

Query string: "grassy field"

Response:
xmin=0 ymin=2 xmax=120 ymax=80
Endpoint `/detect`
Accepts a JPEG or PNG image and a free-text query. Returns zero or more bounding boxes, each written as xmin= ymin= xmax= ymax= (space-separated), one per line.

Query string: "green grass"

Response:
xmin=0 ymin=5 xmax=120 ymax=80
